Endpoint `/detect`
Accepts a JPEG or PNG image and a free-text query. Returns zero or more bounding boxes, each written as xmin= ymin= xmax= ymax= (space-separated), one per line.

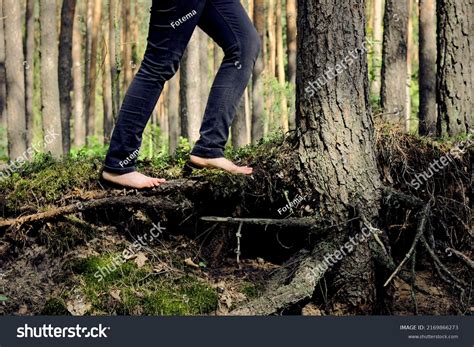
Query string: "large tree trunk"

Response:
xmin=380 ymin=0 xmax=408 ymax=127
xmin=72 ymin=5 xmax=86 ymax=148
xmin=59 ymin=0 xmax=77 ymax=154
xmin=296 ymin=0 xmax=381 ymax=313
xmin=251 ymin=0 xmax=265 ymax=142
xmin=180 ymin=31 xmax=202 ymax=144
xmin=437 ymin=0 xmax=473 ymax=136
xmin=24 ymin=0 xmax=35 ymax=148
xmin=418 ymin=0 xmax=437 ymax=136
xmin=0 ymin=0 xmax=6 ymax=131
xmin=40 ymin=0 xmax=63 ymax=157
xmin=3 ymin=0 xmax=27 ymax=160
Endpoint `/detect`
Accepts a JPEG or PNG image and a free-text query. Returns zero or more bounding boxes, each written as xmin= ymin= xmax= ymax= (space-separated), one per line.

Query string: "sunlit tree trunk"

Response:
xmin=102 ymin=19 xmax=114 ymax=144
xmin=276 ymin=0 xmax=288 ymax=132
xmin=72 ymin=5 xmax=86 ymax=148
xmin=251 ymin=0 xmax=265 ymax=142
xmin=0 ymin=0 xmax=7 ymax=131
xmin=370 ymin=0 xmax=384 ymax=100
xmin=40 ymin=0 xmax=63 ymax=156
xmin=168 ymin=73 xmax=180 ymax=155
xmin=24 ymin=0 xmax=35 ymax=148
xmin=59 ymin=0 xmax=77 ymax=154
xmin=121 ymin=0 xmax=133 ymax=90
xmin=418 ymin=0 xmax=437 ymax=136
xmin=3 ymin=0 xmax=27 ymax=159
xmin=380 ymin=0 xmax=408 ymax=128
xmin=437 ymin=0 xmax=472 ymax=136
xmin=109 ymin=0 xmax=120 ymax=119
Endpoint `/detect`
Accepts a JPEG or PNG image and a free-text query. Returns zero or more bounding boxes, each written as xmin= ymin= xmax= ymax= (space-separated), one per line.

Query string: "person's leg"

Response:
xmin=189 ymin=0 xmax=261 ymax=174
xmin=103 ymin=0 xmax=205 ymax=187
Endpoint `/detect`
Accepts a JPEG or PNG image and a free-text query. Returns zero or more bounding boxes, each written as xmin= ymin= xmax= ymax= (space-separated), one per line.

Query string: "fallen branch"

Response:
xmin=200 ymin=216 xmax=318 ymax=228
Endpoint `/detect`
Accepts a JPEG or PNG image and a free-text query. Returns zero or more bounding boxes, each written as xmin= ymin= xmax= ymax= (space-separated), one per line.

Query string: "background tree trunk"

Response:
xmin=121 ymin=0 xmax=133 ymax=91
xmin=380 ymin=0 xmax=408 ymax=128
xmin=102 ymin=19 xmax=114 ymax=144
xmin=85 ymin=0 xmax=102 ymax=141
xmin=40 ymin=0 xmax=63 ymax=157
xmin=418 ymin=0 xmax=437 ymax=136
xmin=0 ymin=0 xmax=7 ymax=132
xmin=251 ymin=0 xmax=265 ymax=142
xmin=3 ymin=0 xmax=27 ymax=159
xmin=180 ymin=31 xmax=202 ymax=144
xmin=276 ymin=0 xmax=288 ymax=132
xmin=370 ymin=0 xmax=384 ymax=100
xmin=109 ymin=0 xmax=120 ymax=121
xmin=72 ymin=6 xmax=86 ymax=148
xmin=297 ymin=0 xmax=382 ymax=313
xmin=24 ymin=0 xmax=35 ymax=148
xmin=437 ymin=0 xmax=473 ymax=136
xmin=168 ymin=73 xmax=180 ymax=155
xmin=59 ymin=0 xmax=77 ymax=154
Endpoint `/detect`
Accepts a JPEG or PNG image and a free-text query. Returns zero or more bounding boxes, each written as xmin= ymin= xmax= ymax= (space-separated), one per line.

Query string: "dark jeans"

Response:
xmin=104 ymin=0 xmax=260 ymax=174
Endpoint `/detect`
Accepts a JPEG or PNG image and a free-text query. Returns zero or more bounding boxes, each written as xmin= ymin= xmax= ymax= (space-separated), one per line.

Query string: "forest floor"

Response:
xmin=0 ymin=128 xmax=472 ymax=316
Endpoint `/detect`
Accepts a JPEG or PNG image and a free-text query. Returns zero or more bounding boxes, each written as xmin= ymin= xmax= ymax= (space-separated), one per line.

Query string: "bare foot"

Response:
xmin=190 ymin=155 xmax=253 ymax=175
xmin=102 ymin=171 xmax=166 ymax=189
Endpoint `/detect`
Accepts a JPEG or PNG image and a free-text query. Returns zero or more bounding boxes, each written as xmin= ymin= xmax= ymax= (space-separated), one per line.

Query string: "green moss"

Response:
xmin=68 ymin=254 xmax=218 ymax=316
xmin=241 ymin=282 xmax=265 ymax=299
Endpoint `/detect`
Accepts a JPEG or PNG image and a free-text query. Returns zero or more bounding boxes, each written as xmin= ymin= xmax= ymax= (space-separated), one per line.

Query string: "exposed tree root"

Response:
xmin=229 ymin=240 xmax=336 ymax=315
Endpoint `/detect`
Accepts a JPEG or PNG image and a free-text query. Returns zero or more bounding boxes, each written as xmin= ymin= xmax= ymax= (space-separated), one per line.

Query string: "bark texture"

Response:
xmin=3 ymin=0 xmax=27 ymax=159
xmin=296 ymin=0 xmax=382 ymax=312
xmin=437 ymin=0 xmax=473 ymax=136
xmin=380 ymin=0 xmax=408 ymax=127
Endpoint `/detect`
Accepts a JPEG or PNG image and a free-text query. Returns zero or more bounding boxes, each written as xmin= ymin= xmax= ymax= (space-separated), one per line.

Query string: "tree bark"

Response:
xmin=85 ymin=0 xmax=102 ymax=141
xmin=296 ymin=0 xmax=382 ymax=313
xmin=418 ymin=0 xmax=437 ymax=136
xmin=168 ymin=73 xmax=180 ymax=155
xmin=0 ymin=0 xmax=7 ymax=131
xmin=59 ymin=0 xmax=77 ymax=154
xmin=102 ymin=19 xmax=114 ymax=144
xmin=40 ymin=0 xmax=63 ymax=157
xmin=109 ymin=0 xmax=120 ymax=121
xmin=370 ymin=0 xmax=384 ymax=100
xmin=380 ymin=0 xmax=408 ymax=128
xmin=276 ymin=0 xmax=288 ymax=132
xmin=437 ymin=0 xmax=473 ymax=136
xmin=24 ymin=0 xmax=35 ymax=148
xmin=121 ymin=0 xmax=133 ymax=91
xmin=3 ymin=0 xmax=27 ymax=160
xmin=251 ymin=0 xmax=265 ymax=142
xmin=72 ymin=6 xmax=86 ymax=148
xmin=180 ymin=31 xmax=202 ymax=144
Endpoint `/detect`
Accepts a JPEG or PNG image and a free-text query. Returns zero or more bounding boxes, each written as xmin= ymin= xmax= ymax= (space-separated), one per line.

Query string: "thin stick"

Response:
xmin=384 ymin=204 xmax=430 ymax=287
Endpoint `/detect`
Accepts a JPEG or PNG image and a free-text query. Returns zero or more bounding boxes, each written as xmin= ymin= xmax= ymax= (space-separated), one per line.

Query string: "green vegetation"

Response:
xmin=64 ymin=255 xmax=218 ymax=316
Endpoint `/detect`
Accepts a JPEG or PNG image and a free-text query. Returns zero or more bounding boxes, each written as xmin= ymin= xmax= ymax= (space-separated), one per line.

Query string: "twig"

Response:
xmin=445 ymin=247 xmax=474 ymax=270
xmin=384 ymin=204 xmax=430 ymax=287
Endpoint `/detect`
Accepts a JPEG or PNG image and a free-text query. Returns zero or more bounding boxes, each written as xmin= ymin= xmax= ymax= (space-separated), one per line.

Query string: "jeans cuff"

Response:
xmin=102 ymin=164 xmax=136 ymax=175
xmin=190 ymin=145 xmax=224 ymax=158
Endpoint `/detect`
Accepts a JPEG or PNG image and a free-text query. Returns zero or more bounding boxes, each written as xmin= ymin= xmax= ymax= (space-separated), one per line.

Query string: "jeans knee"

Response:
xmin=137 ymin=52 xmax=179 ymax=83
